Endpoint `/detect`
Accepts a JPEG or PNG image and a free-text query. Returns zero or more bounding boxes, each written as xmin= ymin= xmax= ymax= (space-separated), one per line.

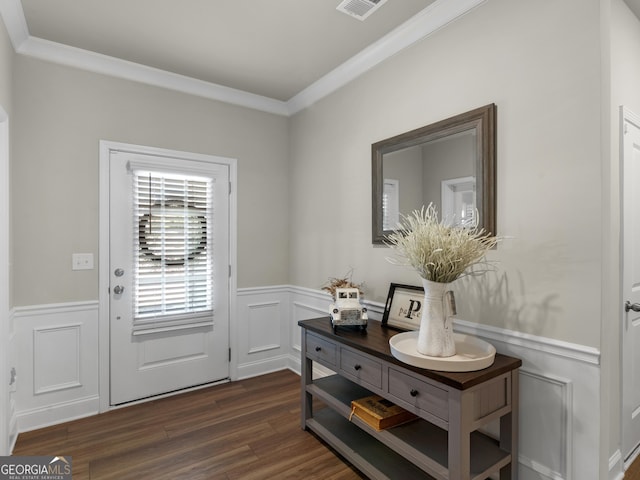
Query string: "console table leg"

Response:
xmin=500 ymin=370 xmax=519 ymax=479
xmin=300 ymin=331 xmax=313 ymax=430
xmin=449 ymin=390 xmax=473 ymax=480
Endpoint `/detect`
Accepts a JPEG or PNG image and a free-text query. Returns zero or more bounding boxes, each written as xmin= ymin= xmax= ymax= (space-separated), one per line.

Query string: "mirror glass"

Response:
xmin=372 ymin=104 xmax=496 ymax=244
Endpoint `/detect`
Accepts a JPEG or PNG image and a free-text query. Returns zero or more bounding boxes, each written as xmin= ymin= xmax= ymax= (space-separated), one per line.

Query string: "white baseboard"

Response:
xmin=16 ymin=395 xmax=100 ymax=433
xmin=609 ymin=449 xmax=624 ymax=480
xmin=236 ymin=354 xmax=293 ymax=380
xmin=287 ymin=353 xmax=301 ymax=376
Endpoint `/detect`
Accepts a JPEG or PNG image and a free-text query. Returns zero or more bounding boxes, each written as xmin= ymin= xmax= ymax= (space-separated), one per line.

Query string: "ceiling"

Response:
xmin=19 ymin=0 xmax=433 ymax=101
xmin=0 ymin=0 xmax=486 ymax=114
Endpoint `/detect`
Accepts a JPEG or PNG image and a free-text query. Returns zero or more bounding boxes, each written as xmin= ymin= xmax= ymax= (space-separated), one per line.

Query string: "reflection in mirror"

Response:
xmin=372 ymin=104 xmax=495 ymax=244
xmin=441 ymin=174 xmax=476 ymax=228
xmin=382 ymin=129 xmax=476 ymax=229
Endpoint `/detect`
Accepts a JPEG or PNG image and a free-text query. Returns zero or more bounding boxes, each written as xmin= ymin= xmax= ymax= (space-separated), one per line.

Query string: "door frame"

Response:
xmin=621 ymin=106 xmax=640 ymax=464
xmin=0 ymin=107 xmax=10 ymax=454
xmin=98 ymin=140 xmax=238 ymax=413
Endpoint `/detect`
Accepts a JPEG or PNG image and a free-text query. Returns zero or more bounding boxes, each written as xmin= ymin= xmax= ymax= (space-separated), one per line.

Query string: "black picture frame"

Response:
xmin=381 ymin=283 xmax=424 ymax=331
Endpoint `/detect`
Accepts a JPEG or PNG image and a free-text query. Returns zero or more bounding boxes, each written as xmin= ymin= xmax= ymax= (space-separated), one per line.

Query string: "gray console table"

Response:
xmin=299 ymin=317 xmax=521 ymax=480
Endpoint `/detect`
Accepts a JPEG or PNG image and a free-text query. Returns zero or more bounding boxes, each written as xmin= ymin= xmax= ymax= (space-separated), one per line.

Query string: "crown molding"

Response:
xmin=0 ymin=0 xmax=28 ymax=50
xmin=17 ymin=36 xmax=290 ymax=116
xmin=0 ymin=0 xmax=486 ymax=117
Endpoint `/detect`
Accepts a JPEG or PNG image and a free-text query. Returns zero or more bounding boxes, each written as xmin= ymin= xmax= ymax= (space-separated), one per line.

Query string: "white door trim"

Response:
xmin=0 ymin=106 xmax=9 ymax=454
xmin=98 ymin=140 xmax=238 ymax=413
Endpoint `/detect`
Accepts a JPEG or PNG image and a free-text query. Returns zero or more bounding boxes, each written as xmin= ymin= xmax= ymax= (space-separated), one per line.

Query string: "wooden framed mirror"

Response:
xmin=371 ymin=104 xmax=496 ymax=244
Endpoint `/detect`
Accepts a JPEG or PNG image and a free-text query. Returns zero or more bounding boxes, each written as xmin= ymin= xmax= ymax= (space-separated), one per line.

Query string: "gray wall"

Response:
xmin=289 ymin=0 xmax=602 ymax=347
xmin=0 ymin=17 xmax=11 ymax=115
xmin=11 ymin=56 xmax=290 ymax=306
xmin=0 ymin=10 xmax=13 ymax=315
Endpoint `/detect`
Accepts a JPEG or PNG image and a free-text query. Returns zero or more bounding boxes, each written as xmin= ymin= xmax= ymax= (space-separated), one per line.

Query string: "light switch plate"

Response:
xmin=72 ymin=253 xmax=94 ymax=270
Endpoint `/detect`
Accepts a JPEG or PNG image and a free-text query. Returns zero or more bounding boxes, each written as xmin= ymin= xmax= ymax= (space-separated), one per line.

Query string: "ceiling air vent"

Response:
xmin=336 ymin=0 xmax=388 ymax=21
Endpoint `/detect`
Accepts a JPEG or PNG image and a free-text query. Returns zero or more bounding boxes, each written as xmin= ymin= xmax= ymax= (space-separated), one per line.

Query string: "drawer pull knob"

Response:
xmin=315 ymin=346 xmax=322 ymax=352
xmin=410 ymin=389 xmax=419 ymax=397
xmin=354 ymin=364 xmax=362 ymax=371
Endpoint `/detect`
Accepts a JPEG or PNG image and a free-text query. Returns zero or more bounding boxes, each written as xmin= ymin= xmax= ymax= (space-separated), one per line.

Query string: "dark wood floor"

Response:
xmin=12 ymin=370 xmax=365 ymax=480
xmin=627 ymin=454 xmax=640 ymax=480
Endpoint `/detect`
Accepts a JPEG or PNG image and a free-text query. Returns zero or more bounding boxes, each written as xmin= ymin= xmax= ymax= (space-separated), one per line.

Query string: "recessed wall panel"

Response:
xmin=33 ymin=324 xmax=81 ymax=394
xmin=248 ymin=301 xmax=281 ymax=353
xmin=519 ymin=370 xmax=571 ymax=479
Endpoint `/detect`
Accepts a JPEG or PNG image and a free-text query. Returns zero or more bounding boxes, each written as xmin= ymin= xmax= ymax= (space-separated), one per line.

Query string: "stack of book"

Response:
xmin=349 ymin=395 xmax=418 ymax=431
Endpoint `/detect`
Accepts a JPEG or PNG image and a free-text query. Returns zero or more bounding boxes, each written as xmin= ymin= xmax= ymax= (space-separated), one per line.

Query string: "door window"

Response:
xmin=132 ymin=170 xmax=215 ymax=333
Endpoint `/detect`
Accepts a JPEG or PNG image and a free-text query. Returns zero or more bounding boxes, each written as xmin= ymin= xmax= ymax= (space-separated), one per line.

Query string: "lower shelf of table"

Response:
xmin=307 ymin=374 xmax=512 ymax=480
xmin=307 ymin=408 xmax=436 ymax=480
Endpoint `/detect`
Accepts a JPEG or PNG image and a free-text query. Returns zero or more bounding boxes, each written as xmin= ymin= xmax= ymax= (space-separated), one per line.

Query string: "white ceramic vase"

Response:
xmin=416 ymin=278 xmax=456 ymax=357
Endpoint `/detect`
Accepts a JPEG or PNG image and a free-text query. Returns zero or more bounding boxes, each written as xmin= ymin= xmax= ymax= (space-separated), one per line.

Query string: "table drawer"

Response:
xmin=306 ymin=332 xmax=337 ymax=367
xmin=388 ymin=367 xmax=449 ymax=421
xmin=340 ymin=347 xmax=382 ymax=390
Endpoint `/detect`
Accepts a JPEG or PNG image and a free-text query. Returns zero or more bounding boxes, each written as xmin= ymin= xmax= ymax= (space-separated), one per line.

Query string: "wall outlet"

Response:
xmin=72 ymin=253 xmax=94 ymax=270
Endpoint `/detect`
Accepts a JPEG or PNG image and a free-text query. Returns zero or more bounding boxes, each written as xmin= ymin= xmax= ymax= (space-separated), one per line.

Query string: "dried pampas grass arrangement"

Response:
xmin=386 ymin=204 xmax=499 ymax=284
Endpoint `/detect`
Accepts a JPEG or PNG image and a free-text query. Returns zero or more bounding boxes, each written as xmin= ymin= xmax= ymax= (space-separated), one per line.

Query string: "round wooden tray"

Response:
xmin=389 ymin=331 xmax=496 ymax=372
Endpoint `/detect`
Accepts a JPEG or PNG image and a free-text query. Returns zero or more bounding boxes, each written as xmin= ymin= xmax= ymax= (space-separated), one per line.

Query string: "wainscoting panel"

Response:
xmin=11 ymin=287 xmax=602 ymax=479
xmin=291 ymin=287 xmax=332 ymax=348
xmin=454 ymin=318 xmax=599 ymax=480
xmin=236 ymin=286 xmax=291 ymax=379
xmin=518 ymin=369 xmax=572 ymax=480
xmin=33 ymin=324 xmax=82 ymax=394
xmin=288 ymin=286 xmax=335 ymax=376
xmin=247 ymin=301 xmax=282 ymax=354
xmin=13 ymin=302 xmax=99 ymax=432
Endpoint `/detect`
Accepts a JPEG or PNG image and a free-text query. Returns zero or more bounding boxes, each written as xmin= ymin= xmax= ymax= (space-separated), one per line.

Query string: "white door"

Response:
xmin=109 ymin=149 xmax=230 ymax=405
xmin=622 ymin=107 xmax=640 ymax=462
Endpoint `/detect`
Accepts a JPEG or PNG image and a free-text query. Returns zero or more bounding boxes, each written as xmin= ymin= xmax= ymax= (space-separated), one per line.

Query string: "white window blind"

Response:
xmin=132 ymin=170 xmax=214 ymax=333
